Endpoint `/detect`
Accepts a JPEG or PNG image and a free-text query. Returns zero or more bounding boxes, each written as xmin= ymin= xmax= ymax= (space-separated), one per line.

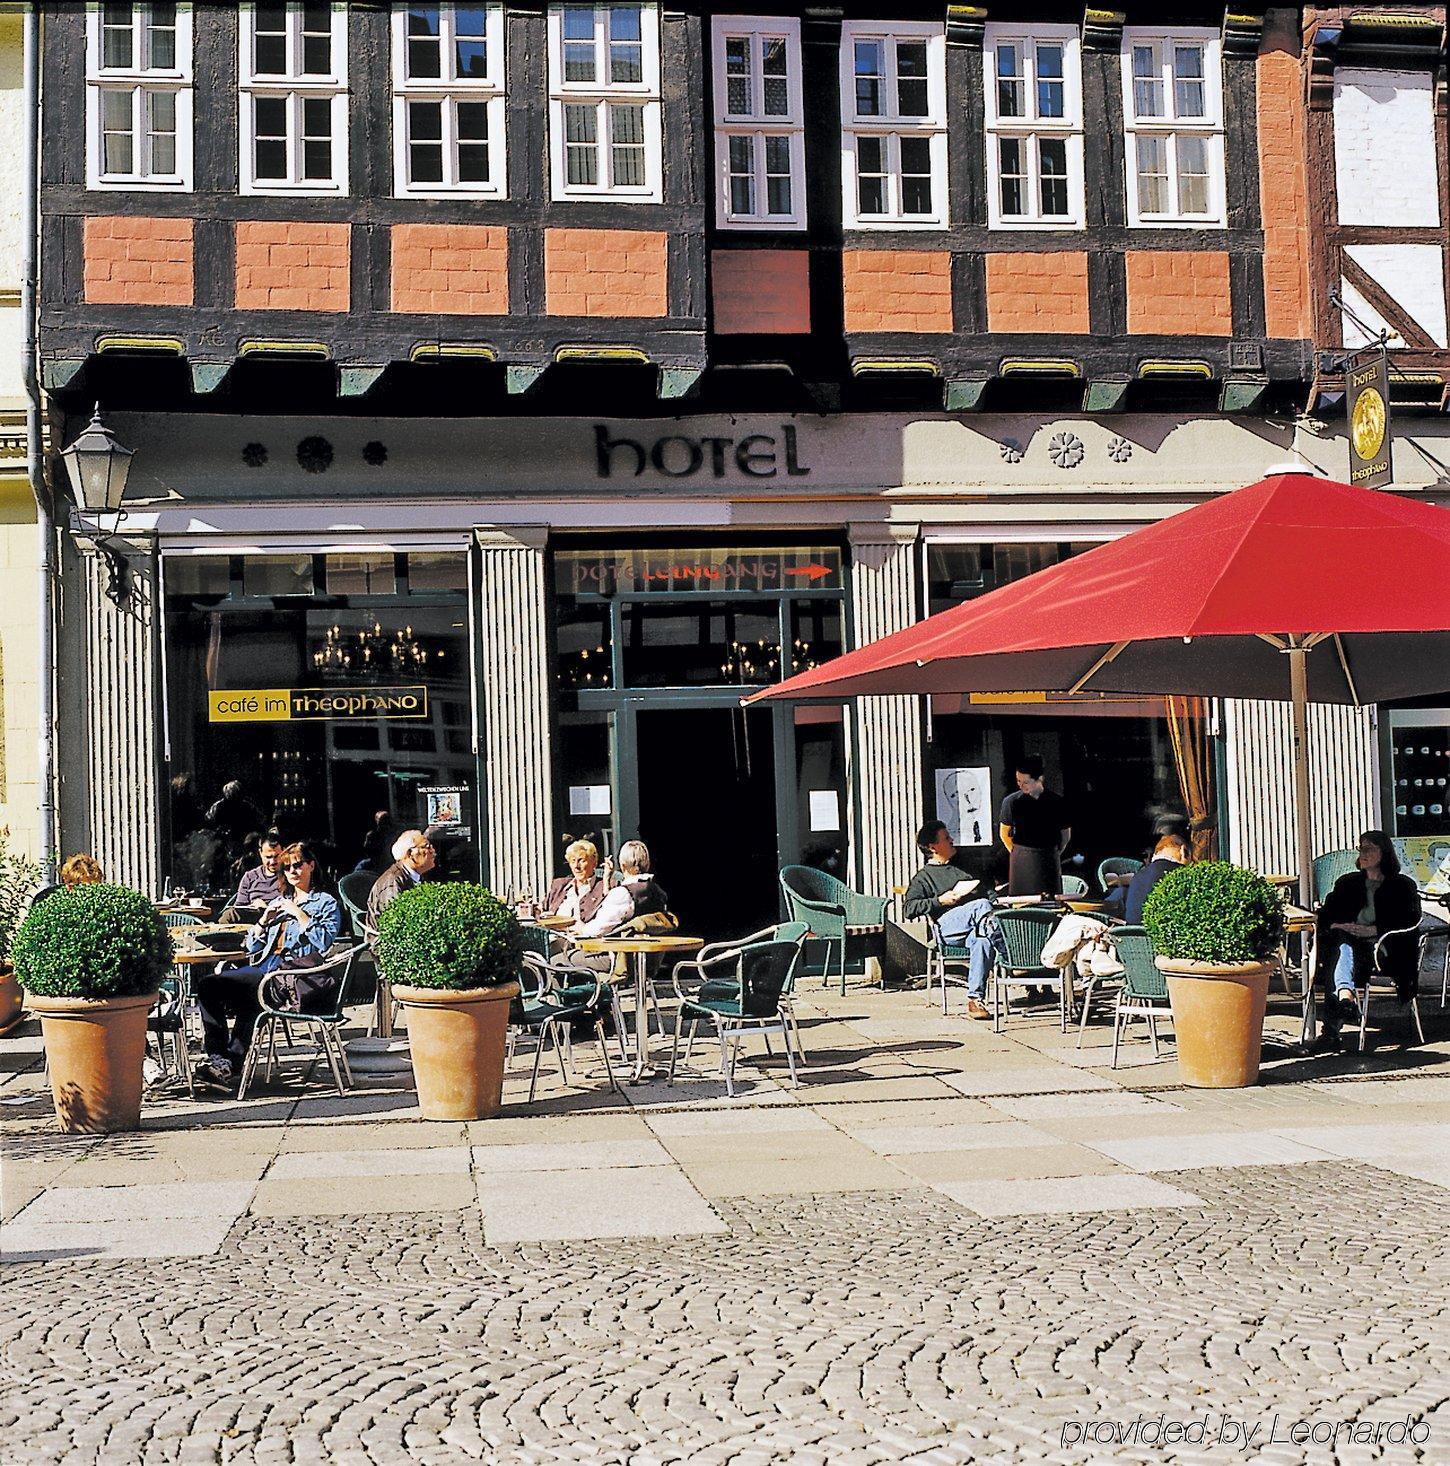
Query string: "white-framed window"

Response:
xmin=239 ymin=1 xmax=349 ymax=195
xmin=547 ymin=3 xmax=662 ymax=201
xmin=711 ymin=16 xmax=805 ymax=230
xmin=839 ymin=20 xmax=948 ymax=229
xmin=86 ymin=2 xmax=194 ymax=190
xmin=984 ymin=23 xmax=1083 ymax=229
xmin=1120 ymin=27 xmax=1225 ymax=227
xmin=392 ymin=4 xmax=507 ymax=198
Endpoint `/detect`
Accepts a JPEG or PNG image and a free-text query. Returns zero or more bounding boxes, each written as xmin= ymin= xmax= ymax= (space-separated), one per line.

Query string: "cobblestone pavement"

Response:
xmin=4 ymin=1163 xmax=1450 ymax=1464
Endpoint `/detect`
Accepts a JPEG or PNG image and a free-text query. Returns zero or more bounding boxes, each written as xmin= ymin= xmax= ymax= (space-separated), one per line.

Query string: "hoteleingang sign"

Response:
xmin=207 ymin=686 xmax=429 ymax=723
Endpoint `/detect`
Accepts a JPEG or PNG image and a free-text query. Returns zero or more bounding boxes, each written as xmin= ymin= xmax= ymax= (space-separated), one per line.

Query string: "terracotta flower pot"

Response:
xmin=1157 ymin=957 xmax=1275 ymax=1088
xmin=28 ymin=991 xmax=158 ymax=1133
xmin=0 ymin=966 xmax=22 ymax=1033
xmin=393 ymin=981 xmax=519 ymax=1121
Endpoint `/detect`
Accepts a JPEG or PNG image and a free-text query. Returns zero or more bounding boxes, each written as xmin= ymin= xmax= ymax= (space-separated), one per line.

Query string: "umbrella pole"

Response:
xmin=1290 ymin=646 xmax=1317 ymax=1044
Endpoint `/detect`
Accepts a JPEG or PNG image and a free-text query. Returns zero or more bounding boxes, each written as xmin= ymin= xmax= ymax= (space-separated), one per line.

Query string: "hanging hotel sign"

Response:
xmin=208 ymin=686 xmax=429 ymax=723
xmin=1346 ymin=353 xmax=1393 ymax=488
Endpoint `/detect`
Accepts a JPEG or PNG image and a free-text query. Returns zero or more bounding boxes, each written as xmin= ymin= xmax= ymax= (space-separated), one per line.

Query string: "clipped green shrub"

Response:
xmin=375 ymin=882 xmax=521 ymax=991
xmin=14 ymin=883 xmax=173 ymax=998
xmin=1142 ymin=861 xmax=1285 ymax=965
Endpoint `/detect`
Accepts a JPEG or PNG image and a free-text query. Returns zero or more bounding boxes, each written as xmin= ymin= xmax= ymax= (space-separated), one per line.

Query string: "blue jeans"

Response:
xmin=936 ymin=897 xmax=1005 ymax=999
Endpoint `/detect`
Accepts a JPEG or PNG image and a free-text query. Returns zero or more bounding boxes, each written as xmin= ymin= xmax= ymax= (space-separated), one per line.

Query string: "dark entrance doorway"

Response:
xmin=634 ymin=705 xmax=779 ymax=940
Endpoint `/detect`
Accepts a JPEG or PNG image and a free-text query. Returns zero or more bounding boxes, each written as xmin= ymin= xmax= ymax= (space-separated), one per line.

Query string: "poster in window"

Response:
xmin=935 ymin=767 xmax=992 ymax=847
xmin=422 ymin=785 xmax=467 ymax=830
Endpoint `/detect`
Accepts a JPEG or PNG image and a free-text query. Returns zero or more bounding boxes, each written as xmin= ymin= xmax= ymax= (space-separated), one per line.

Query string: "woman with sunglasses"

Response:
xmin=193 ymin=841 xmax=341 ymax=1088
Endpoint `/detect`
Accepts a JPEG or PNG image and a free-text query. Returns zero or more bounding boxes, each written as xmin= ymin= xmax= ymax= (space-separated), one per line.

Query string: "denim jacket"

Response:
xmin=246 ymin=888 xmax=341 ymax=972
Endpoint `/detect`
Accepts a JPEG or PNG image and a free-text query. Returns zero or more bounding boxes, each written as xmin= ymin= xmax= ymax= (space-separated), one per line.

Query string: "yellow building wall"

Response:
xmin=0 ymin=477 xmax=40 ymax=861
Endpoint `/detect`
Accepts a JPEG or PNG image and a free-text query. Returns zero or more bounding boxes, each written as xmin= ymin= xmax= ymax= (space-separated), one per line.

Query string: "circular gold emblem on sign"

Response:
xmin=1352 ymin=386 xmax=1387 ymax=462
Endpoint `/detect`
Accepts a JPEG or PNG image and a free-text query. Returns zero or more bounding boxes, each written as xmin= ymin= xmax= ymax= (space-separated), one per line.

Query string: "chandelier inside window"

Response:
xmin=720 ymin=638 xmax=817 ymax=684
xmin=312 ymin=621 xmax=440 ymax=676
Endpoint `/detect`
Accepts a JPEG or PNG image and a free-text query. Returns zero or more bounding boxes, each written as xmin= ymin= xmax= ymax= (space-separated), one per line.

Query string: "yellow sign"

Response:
xmin=1351 ymin=385 xmax=1386 ymax=462
xmin=208 ymin=686 xmax=430 ymax=723
xmin=969 ymin=691 xmax=1048 ymax=704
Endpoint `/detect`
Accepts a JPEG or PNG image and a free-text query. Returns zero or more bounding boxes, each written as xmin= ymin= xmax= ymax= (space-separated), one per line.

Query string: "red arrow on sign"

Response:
xmin=785 ymin=564 xmax=832 ymax=582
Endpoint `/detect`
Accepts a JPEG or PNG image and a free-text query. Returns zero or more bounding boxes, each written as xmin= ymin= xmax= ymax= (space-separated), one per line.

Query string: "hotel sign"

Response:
xmin=1346 ymin=354 xmax=1392 ymax=488
xmin=208 ymin=686 xmax=429 ymax=723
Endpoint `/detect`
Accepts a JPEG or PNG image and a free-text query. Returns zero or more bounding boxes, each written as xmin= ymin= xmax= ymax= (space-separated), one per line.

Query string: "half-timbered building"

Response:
xmin=31 ymin=2 xmax=1450 ymax=931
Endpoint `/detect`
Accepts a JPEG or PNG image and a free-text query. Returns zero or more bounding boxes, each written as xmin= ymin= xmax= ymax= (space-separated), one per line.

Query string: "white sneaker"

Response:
xmin=142 ymin=1056 xmax=165 ymax=1086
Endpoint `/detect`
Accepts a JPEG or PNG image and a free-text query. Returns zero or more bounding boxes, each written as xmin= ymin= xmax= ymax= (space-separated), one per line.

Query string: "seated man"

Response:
xmin=193 ymin=842 xmax=341 ymax=1089
xmin=1123 ymin=832 xmax=1191 ymax=925
xmin=545 ymin=839 xmax=611 ymax=925
xmin=905 ymin=820 xmax=996 ymax=1019
xmin=366 ymin=829 xmax=436 ymax=944
xmin=220 ymin=831 xmax=286 ymax=922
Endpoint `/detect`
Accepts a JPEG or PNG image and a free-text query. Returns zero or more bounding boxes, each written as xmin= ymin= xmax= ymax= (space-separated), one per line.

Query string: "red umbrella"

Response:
xmin=750 ymin=472 xmax=1450 ymax=910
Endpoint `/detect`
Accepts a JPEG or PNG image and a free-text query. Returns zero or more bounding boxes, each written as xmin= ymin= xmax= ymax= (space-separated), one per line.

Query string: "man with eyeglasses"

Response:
xmin=365 ymin=829 xmax=437 ymax=946
xmin=219 ymin=831 xmax=287 ymax=922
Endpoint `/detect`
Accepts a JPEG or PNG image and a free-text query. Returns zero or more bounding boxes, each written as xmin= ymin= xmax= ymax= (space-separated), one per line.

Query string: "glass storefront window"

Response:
xmin=925 ymin=541 xmax=1097 ymax=616
xmin=556 ymin=603 xmax=613 ymax=690
xmin=790 ymin=598 xmax=843 ymax=673
xmin=163 ymin=552 xmax=476 ymax=894
xmin=620 ymin=600 xmax=781 ymax=688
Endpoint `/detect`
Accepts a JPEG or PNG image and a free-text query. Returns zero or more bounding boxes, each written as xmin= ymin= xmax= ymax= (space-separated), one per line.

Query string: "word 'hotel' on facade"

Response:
xmin=32 ymin=3 xmax=1450 ymax=936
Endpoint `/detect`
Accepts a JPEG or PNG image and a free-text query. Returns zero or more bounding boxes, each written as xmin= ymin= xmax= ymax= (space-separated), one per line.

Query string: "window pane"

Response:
xmin=303 ymin=98 xmax=332 ymax=180
xmin=1038 ymin=136 xmax=1068 ymax=215
xmin=255 ymin=94 xmax=287 ymax=136
xmin=853 ymin=40 xmax=882 ymax=117
xmin=563 ymin=6 xmax=595 ymax=82
xmin=457 ymin=143 xmax=489 ymax=182
xmin=724 ymin=36 xmax=750 ymax=115
xmin=455 ymin=9 xmax=490 ymax=79
xmin=102 ymin=3 xmax=133 ymax=68
xmin=407 ymin=6 xmax=442 ymax=79
xmin=1135 ymin=133 xmax=1168 ymax=214
xmin=900 ymin=135 xmax=932 ymax=214
xmin=411 ymin=141 xmax=445 ymax=184
xmin=302 ymin=34 xmax=332 ymax=75
xmin=610 ymin=102 xmax=645 ymax=187
xmin=562 ymin=6 xmax=594 ymax=40
xmin=147 ymin=87 xmax=176 ymax=132
xmin=896 ymin=41 xmax=929 ymax=118
xmin=764 ymin=135 xmax=791 ymax=214
xmin=1036 ymin=43 xmax=1064 ymax=119
xmin=254 ymin=2 xmax=286 ymax=74
xmin=761 ymin=37 xmax=789 ymax=116
xmin=1174 ymin=45 xmax=1205 ymax=118
xmin=996 ymin=42 xmax=1023 ymax=117
xmin=1176 ymin=133 xmax=1210 ymax=214
xmin=857 ymin=132 xmax=885 ymax=215
xmin=408 ymin=96 xmax=443 ymax=182
xmin=728 ymin=133 xmax=754 ymax=215
xmin=564 ymin=102 xmax=598 ymax=185
xmin=609 ymin=5 xmax=643 ymax=84
xmin=102 ymin=89 xmax=134 ymax=173
xmin=303 ymin=96 xmax=331 ymax=136
xmin=255 ymin=139 xmax=287 ymax=180
xmin=303 ymin=141 xmax=332 ymax=180
xmin=456 ymin=99 xmax=488 ymax=140
xmin=147 ymin=5 xmax=178 ymax=70
xmin=1132 ymin=44 xmax=1163 ymax=118
xmin=998 ymin=135 xmax=1024 ymax=215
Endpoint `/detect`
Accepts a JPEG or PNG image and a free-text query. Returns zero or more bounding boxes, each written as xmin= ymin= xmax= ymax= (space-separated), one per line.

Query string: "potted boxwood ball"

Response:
xmin=14 ymin=883 xmax=172 ymax=1132
xmin=376 ymin=883 xmax=521 ymax=1121
xmin=1143 ymin=861 xmax=1285 ymax=1088
xmin=0 ymin=830 xmax=42 ymax=1033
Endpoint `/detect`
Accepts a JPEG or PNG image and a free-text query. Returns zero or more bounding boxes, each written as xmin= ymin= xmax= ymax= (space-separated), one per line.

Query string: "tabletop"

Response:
xmin=572 ymin=935 xmax=705 ymax=955
xmin=1263 ymin=874 xmax=1299 ymax=888
xmin=524 ymin=912 xmax=574 ymax=931
xmin=156 ymin=903 xmax=216 ymax=919
xmin=171 ymin=947 xmax=238 ymax=966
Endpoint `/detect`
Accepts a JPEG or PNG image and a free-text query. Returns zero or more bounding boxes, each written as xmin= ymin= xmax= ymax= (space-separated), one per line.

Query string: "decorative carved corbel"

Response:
xmin=1082 ymin=7 xmax=1126 ymax=53
xmin=1222 ymin=7 xmax=1268 ymax=59
xmin=946 ymin=6 xmax=987 ymax=48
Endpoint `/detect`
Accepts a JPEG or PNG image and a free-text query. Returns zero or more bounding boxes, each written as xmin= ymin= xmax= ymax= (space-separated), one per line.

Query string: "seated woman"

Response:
xmin=1313 ymin=830 xmax=1422 ymax=1048
xmin=193 ymin=841 xmax=341 ymax=1088
xmin=574 ymin=840 xmax=669 ymax=938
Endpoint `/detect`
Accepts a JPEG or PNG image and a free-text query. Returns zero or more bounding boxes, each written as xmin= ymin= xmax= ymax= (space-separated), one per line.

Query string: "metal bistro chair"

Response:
xmin=987 ymin=908 xmax=1063 ymax=1033
xmin=1097 ymin=857 xmax=1142 ymax=897
xmin=1106 ymin=925 xmax=1174 ymax=1069
xmin=680 ymin=921 xmax=810 ymax=1062
xmin=1353 ymin=922 xmax=1431 ymax=1053
xmin=779 ymin=866 xmax=889 ymax=996
xmin=509 ymin=951 xmax=625 ymax=1103
xmin=670 ymin=934 xmax=806 ymax=1096
xmin=151 ymin=910 xmax=204 ymax=1094
xmin=237 ymin=944 xmax=361 ymax=1099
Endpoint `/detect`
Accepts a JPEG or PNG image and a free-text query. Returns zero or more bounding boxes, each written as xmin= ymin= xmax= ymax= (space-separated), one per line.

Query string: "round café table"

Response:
xmin=571 ymin=934 xmax=703 ymax=1083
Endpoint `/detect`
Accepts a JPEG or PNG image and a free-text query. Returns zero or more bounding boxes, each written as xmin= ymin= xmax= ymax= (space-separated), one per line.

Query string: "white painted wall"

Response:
xmin=1334 ymin=68 xmax=1440 ymax=227
xmin=1341 ymin=244 xmax=1449 ymax=348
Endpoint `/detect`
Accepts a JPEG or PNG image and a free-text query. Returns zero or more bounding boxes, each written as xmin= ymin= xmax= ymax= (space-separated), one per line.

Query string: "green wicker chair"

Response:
xmin=337 ymin=871 xmax=376 ymax=940
xmin=151 ymin=912 xmax=204 ymax=1095
xmin=779 ymin=866 xmax=889 ymax=996
xmin=1060 ymin=874 xmax=1089 ymax=897
xmin=1313 ymin=849 xmax=1360 ymax=903
xmin=669 ymin=934 xmax=806 ymax=1096
xmin=1097 ymin=856 xmax=1142 ymax=895
xmin=989 ymin=908 xmax=1063 ymax=1033
xmin=509 ymin=952 xmax=624 ymax=1103
xmin=1107 ymin=925 xmax=1173 ymax=1068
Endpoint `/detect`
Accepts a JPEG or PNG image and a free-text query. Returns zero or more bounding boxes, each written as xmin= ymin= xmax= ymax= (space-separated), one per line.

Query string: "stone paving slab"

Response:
xmin=894 ymin=1143 xmax=1124 ymax=1185
xmin=477 ymin=1165 xmax=727 ymax=1243
xmin=845 ymin=1119 xmax=1057 ymax=1155
xmin=643 ymin=1107 xmax=834 ymax=1137
xmin=1 ymin=1214 xmax=236 ymax=1263
xmin=1082 ymin=1130 xmax=1335 ymax=1172
xmin=268 ymin=1145 xmax=473 ymax=1179
xmin=660 ymin=1129 xmax=910 ymax=1199
xmin=472 ymin=1138 xmax=674 ymax=1173
xmin=11 ymin=1179 xmax=256 ymax=1226
xmin=249 ymin=1173 xmax=478 ymax=1217
xmin=940 ymin=1067 xmax=1119 ymax=1097
xmin=937 ymin=1173 xmax=1206 ymax=1217
xmin=983 ymin=1091 xmax=1184 ymax=1121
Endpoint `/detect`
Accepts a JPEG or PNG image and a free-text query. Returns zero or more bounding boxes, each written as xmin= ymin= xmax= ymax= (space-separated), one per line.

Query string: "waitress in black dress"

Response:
xmin=998 ymin=756 xmax=1071 ymax=896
